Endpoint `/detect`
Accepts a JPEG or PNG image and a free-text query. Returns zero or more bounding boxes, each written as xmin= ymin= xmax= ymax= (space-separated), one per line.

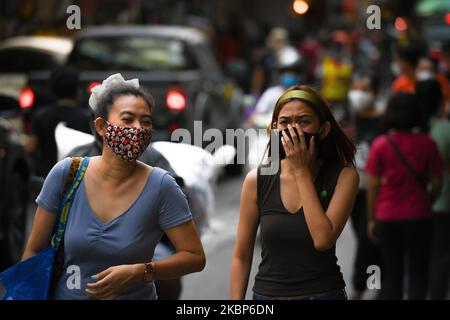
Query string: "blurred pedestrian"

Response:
xmin=319 ymin=31 xmax=353 ymax=123
xmin=250 ymin=27 xmax=300 ymax=96
xmin=415 ymin=79 xmax=444 ymax=133
xmin=416 ymin=55 xmax=450 ymax=109
xmin=250 ymin=48 xmax=304 ymax=119
xmin=22 ymin=74 xmax=205 ymax=299
xmin=366 ymin=93 xmax=444 ymax=300
xmin=391 ymin=46 xmax=421 ymax=94
xmin=231 ymin=85 xmax=359 ymax=300
xmin=425 ymin=83 xmax=450 ymax=300
xmin=347 ymin=73 xmax=384 ymax=299
xmin=25 ymin=65 xmax=91 ymax=177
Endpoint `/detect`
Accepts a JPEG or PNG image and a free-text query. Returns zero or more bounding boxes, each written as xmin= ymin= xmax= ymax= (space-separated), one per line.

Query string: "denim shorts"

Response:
xmin=253 ymin=288 xmax=348 ymax=300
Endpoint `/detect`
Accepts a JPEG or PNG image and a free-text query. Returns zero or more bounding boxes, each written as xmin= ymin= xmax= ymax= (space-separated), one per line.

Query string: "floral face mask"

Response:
xmin=103 ymin=120 xmax=152 ymax=162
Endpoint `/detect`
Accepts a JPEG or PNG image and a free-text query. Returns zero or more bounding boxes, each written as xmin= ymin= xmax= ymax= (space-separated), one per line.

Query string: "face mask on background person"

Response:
xmin=103 ymin=120 xmax=152 ymax=162
xmin=348 ymin=90 xmax=375 ymax=113
xmin=279 ymin=73 xmax=301 ymax=88
xmin=390 ymin=62 xmax=402 ymax=77
xmin=416 ymin=70 xmax=435 ymax=81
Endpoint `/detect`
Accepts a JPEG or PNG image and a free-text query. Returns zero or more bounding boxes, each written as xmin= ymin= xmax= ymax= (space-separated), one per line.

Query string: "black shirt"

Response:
xmin=30 ymin=103 xmax=91 ymax=177
xmin=254 ymin=160 xmax=346 ymax=297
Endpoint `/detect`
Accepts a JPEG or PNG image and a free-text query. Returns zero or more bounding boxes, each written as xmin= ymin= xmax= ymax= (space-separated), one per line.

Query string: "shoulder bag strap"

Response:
xmin=385 ymin=135 xmax=427 ymax=189
xmin=51 ymin=157 xmax=89 ymax=250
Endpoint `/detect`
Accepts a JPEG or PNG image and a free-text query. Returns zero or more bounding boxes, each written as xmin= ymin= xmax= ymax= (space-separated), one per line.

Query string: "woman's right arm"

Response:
xmin=21 ymin=206 xmax=57 ymax=261
xmin=230 ymin=169 xmax=259 ymax=300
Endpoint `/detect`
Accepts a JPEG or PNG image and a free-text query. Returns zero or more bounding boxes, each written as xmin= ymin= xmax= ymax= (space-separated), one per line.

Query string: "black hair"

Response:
xmin=91 ymin=85 xmax=155 ymax=145
xmin=383 ymin=93 xmax=422 ymax=131
xmin=50 ymin=65 xmax=78 ymax=99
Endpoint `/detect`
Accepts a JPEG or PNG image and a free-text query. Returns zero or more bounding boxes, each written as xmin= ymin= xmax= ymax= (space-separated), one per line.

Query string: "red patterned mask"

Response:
xmin=103 ymin=120 xmax=152 ymax=162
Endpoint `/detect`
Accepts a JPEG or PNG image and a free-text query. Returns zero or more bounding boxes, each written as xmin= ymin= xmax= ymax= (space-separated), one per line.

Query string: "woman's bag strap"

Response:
xmin=51 ymin=157 xmax=89 ymax=250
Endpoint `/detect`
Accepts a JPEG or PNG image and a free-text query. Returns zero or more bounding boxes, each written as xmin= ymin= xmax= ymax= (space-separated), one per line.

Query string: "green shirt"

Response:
xmin=430 ymin=118 xmax=450 ymax=213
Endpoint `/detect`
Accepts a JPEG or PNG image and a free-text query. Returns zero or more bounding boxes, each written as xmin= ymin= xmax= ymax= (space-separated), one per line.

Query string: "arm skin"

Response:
xmin=230 ymin=169 xmax=259 ymax=300
xmin=294 ymin=166 xmax=359 ymax=251
xmin=21 ymin=206 xmax=57 ymax=261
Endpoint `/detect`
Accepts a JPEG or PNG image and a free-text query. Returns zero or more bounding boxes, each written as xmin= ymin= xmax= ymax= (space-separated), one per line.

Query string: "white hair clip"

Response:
xmin=89 ymin=73 xmax=139 ymax=111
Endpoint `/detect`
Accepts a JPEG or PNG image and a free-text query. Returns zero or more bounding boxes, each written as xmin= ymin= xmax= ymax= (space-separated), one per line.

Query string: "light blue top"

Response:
xmin=36 ymin=157 xmax=192 ymax=300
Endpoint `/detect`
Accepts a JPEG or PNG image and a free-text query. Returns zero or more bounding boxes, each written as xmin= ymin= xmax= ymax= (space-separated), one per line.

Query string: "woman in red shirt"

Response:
xmin=366 ymin=93 xmax=443 ymax=299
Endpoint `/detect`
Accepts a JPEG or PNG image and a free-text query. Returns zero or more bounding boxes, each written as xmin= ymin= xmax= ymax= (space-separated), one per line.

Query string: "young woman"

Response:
xmin=22 ymin=74 xmax=205 ymax=300
xmin=230 ymin=85 xmax=359 ymax=300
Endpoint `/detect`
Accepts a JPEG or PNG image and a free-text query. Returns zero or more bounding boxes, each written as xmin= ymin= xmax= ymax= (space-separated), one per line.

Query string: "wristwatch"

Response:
xmin=143 ymin=262 xmax=155 ymax=283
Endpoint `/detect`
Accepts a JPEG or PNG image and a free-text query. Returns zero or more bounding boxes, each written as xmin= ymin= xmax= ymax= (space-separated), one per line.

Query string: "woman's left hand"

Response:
xmin=85 ymin=264 xmax=143 ymax=300
xmin=281 ymin=124 xmax=316 ymax=174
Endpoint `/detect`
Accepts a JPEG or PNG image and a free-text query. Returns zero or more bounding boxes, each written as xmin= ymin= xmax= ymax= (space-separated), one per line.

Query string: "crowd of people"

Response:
xmin=15 ymin=22 xmax=450 ymax=300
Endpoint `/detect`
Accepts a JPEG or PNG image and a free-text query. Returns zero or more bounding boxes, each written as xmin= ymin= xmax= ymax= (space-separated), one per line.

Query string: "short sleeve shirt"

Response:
xmin=36 ymin=158 xmax=192 ymax=299
xmin=365 ymin=132 xmax=444 ymax=221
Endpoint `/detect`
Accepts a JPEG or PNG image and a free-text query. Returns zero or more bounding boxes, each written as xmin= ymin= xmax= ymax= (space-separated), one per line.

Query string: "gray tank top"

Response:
xmin=254 ymin=160 xmax=346 ymax=297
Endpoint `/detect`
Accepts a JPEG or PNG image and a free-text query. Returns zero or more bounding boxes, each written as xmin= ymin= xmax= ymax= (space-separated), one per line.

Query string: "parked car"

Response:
xmin=0 ymin=97 xmax=33 ymax=271
xmin=0 ymin=36 xmax=73 ymax=133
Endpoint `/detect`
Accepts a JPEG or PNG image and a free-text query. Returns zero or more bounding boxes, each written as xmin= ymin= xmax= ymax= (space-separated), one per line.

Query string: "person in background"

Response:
xmin=347 ymin=73 xmax=384 ymax=300
xmin=415 ymin=79 xmax=444 ymax=133
xmin=416 ymin=55 xmax=450 ymax=109
xmin=366 ymin=93 xmax=443 ymax=300
xmin=25 ymin=65 xmax=91 ymax=177
xmin=391 ymin=46 xmax=421 ymax=94
xmin=419 ymin=80 xmax=450 ymax=299
xmin=250 ymin=27 xmax=300 ymax=96
xmin=320 ymin=30 xmax=353 ymax=123
xmin=250 ymin=49 xmax=304 ymax=118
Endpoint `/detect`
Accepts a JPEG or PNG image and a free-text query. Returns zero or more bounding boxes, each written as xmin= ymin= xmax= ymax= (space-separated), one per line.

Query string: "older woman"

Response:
xmin=22 ymin=74 xmax=205 ymax=300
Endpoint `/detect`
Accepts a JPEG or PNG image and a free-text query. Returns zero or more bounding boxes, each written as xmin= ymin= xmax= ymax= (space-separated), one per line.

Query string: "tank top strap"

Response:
xmin=257 ymin=164 xmax=279 ymax=212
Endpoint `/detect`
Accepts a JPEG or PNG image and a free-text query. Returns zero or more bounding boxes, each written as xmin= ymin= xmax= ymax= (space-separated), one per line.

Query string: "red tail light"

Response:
xmin=168 ymin=122 xmax=180 ymax=133
xmin=19 ymin=88 xmax=34 ymax=109
xmin=166 ymin=89 xmax=186 ymax=110
xmin=88 ymin=82 xmax=102 ymax=93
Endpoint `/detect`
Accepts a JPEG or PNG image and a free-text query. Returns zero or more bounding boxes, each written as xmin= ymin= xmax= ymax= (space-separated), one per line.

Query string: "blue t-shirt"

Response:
xmin=36 ymin=157 xmax=192 ymax=300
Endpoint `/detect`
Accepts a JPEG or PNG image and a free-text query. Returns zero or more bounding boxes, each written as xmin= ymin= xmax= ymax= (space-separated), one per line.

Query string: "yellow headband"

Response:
xmin=277 ymin=90 xmax=321 ymax=108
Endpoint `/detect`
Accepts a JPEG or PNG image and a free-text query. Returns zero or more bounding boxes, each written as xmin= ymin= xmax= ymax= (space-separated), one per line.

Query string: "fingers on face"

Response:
xmin=294 ymin=124 xmax=306 ymax=148
xmin=281 ymin=131 xmax=291 ymax=155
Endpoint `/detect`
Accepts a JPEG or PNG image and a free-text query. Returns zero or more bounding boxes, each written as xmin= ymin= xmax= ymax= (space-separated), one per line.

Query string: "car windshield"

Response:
xmin=70 ymin=36 xmax=198 ymax=71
